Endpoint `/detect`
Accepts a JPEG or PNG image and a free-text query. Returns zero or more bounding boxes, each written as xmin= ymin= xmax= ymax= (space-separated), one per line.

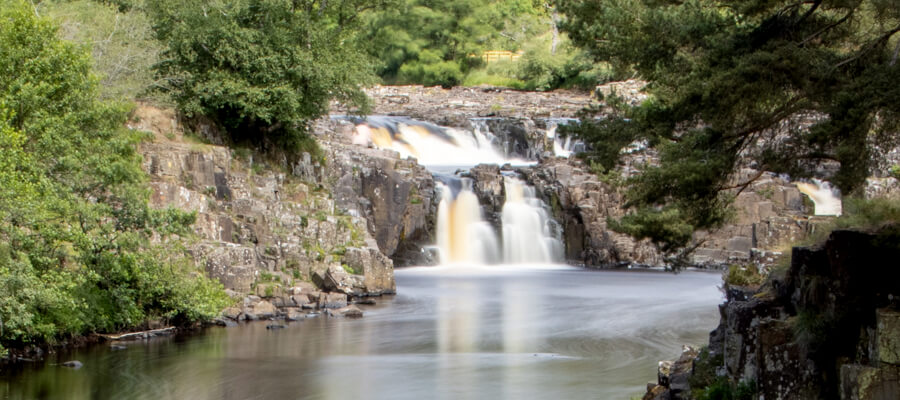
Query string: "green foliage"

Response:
xmin=691 ymin=348 xmax=756 ymax=400
xmin=689 ymin=347 xmax=723 ymax=395
xmin=0 ymin=0 xmax=227 ymax=347
xmin=695 ymin=377 xmax=756 ymax=400
xmin=342 ymin=264 xmax=361 ymax=275
xmin=363 ymin=0 xmax=553 ymax=87
xmin=558 ymin=0 xmax=900 ymax=251
xmin=724 ymin=265 xmax=765 ymax=288
xmin=42 ymin=0 xmax=163 ymax=103
xmin=148 ymin=0 xmax=377 ymax=150
xmin=891 ymin=165 xmax=900 ymax=180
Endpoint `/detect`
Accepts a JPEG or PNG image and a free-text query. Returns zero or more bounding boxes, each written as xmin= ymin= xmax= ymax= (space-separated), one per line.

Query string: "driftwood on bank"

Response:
xmin=98 ymin=327 xmax=176 ymax=341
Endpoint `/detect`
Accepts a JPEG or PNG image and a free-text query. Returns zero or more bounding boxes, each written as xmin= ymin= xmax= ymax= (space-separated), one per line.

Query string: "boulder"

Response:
xmin=876 ymin=309 xmax=900 ymax=366
xmin=329 ymin=305 xmax=364 ymax=318
xmin=285 ymin=308 xmax=305 ymax=321
xmin=252 ymin=300 xmax=277 ymax=319
xmin=342 ymin=247 xmax=396 ymax=295
xmin=318 ymin=292 xmax=348 ymax=309
xmin=61 ymin=361 xmax=83 ymax=369
xmin=222 ymin=307 xmax=242 ymax=321
xmin=315 ymin=265 xmax=367 ymax=296
xmin=840 ymin=364 xmax=900 ymax=400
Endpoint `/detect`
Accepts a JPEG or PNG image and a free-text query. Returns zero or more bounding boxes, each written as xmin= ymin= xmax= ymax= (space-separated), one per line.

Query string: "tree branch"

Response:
xmin=800 ymin=9 xmax=854 ymax=45
xmin=794 ymin=0 xmax=822 ymax=26
xmin=834 ymin=24 xmax=900 ymax=69
xmin=891 ymin=39 xmax=900 ymax=66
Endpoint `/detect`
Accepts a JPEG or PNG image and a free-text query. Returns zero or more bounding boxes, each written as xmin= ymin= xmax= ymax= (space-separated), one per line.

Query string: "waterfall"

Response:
xmin=347 ymin=115 xmax=567 ymax=266
xmin=543 ymin=118 xmax=581 ymax=158
xmin=435 ymin=182 xmax=500 ymax=265
xmin=501 ymin=177 xmax=563 ymax=264
xmin=796 ymin=179 xmax=842 ymax=216
xmin=349 ymin=116 xmax=529 ymax=173
xmin=434 ymin=177 xmax=562 ymax=266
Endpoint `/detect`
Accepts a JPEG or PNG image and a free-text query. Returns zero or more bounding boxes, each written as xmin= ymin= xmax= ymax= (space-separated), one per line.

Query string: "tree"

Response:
xmin=147 ymin=0 xmax=380 ymax=151
xmin=0 ymin=0 xmax=226 ymax=349
xmin=362 ymin=0 xmax=548 ymax=87
xmin=557 ymin=0 xmax=900 ymax=252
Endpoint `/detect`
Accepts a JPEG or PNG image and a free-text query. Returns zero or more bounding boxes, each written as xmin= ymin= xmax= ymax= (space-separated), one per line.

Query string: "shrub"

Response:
xmin=148 ymin=0 xmax=374 ymax=150
xmin=724 ymin=265 xmax=765 ymax=288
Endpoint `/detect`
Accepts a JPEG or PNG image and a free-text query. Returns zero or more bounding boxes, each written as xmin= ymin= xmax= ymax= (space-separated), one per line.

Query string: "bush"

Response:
xmin=724 ymin=265 xmax=765 ymax=288
xmin=44 ymin=0 xmax=164 ymax=104
xmin=0 ymin=0 xmax=227 ymax=347
xmin=148 ymin=0 xmax=374 ymax=150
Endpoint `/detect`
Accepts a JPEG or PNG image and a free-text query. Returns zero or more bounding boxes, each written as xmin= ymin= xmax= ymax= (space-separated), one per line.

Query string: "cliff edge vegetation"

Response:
xmin=0 ymin=0 xmax=228 ymax=356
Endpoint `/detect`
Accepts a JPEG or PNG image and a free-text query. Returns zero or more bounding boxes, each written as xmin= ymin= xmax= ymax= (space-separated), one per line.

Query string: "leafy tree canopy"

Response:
xmin=148 ymin=0 xmax=381 ymax=150
xmin=558 ymin=0 xmax=900 ymax=252
xmin=0 ymin=0 xmax=226 ymax=351
xmin=362 ymin=0 xmax=551 ymax=87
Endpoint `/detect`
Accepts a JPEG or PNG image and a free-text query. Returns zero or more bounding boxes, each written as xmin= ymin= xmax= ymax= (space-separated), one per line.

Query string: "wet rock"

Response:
xmin=876 ymin=308 xmax=900 ymax=365
xmin=642 ymin=383 xmax=669 ymax=400
xmin=342 ymin=248 xmax=396 ymax=294
xmin=318 ymin=292 xmax=348 ymax=309
xmin=222 ymin=307 xmax=242 ymax=320
xmin=328 ymin=305 xmax=364 ymax=318
xmin=265 ymin=324 xmax=285 ymax=330
xmin=218 ymin=319 xmax=238 ymax=328
xmin=61 ymin=361 xmax=83 ymax=369
xmin=840 ymin=364 xmax=900 ymax=400
xmin=251 ymin=300 xmax=277 ymax=319
xmin=313 ymin=265 xmax=364 ymax=296
xmin=285 ymin=308 xmax=305 ymax=321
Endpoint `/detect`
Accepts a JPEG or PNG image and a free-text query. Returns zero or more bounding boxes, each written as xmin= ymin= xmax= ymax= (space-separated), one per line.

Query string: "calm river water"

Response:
xmin=1 ymin=265 xmax=723 ymax=400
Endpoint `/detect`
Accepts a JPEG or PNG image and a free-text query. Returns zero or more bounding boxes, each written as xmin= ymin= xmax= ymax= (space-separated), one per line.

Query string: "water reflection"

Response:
xmin=1 ymin=267 xmax=723 ymax=400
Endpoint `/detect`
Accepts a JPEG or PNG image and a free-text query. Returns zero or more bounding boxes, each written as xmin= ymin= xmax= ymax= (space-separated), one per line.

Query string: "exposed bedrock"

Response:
xmin=443 ymin=153 xmax=825 ymax=269
xmin=646 ymin=228 xmax=900 ymax=400
xmin=520 ymin=158 xmax=826 ymax=268
xmin=132 ymin=105 xmax=439 ymax=321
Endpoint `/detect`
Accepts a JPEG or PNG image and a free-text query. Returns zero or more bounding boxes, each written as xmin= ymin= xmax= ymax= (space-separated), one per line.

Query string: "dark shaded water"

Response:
xmin=1 ymin=265 xmax=723 ymax=400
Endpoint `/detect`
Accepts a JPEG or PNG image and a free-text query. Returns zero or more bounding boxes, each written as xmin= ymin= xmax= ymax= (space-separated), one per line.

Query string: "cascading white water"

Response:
xmin=350 ymin=115 xmax=566 ymax=266
xmin=501 ymin=177 xmax=563 ymax=263
xmin=545 ymin=123 xmax=575 ymax=158
xmin=351 ymin=116 xmax=531 ymax=173
xmin=796 ymin=179 xmax=842 ymax=216
xmin=435 ymin=182 xmax=500 ymax=264
xmin=435 ymin=177 xmax=563 ymax=265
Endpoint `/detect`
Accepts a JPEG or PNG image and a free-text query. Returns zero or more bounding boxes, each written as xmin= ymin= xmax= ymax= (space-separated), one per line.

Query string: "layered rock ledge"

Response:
xmin=644 ymin=228 xmax=900 ymax=400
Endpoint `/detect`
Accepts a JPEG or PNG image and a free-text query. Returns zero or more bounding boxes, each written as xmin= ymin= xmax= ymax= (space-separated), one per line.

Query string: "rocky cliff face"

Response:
xmin=644 ymin=227 xmax=900 ymax=400
xmin=130 ymin=105 xmax=433 ymax=320
xmin=365 ymin=84 xmax=828 ymax=270
xmin=514 ymin=157 xmax=820 ymax=269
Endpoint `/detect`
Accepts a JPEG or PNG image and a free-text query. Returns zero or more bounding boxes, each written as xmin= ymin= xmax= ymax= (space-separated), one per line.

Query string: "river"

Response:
xmin=1 ymin=265 xmax=722 ymax=400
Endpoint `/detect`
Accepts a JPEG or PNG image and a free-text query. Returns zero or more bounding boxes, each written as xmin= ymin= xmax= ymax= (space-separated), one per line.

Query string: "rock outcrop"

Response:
xmin=131 ymin=104 xmax=435 ymax=320
xmin=519 ymin=157 xmax=820 ymax=269
xmin=644 ymin=227 xmax=900 ymax=400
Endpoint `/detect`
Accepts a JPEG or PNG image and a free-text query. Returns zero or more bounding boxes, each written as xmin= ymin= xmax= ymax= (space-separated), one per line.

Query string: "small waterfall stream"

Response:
xmin=501 ymin=177 xmax=564 ymax=263
xmin=435 ymin=181 xmax=500 ymax=264
xmin=434 ymin=176 xmax=563 ymax=265
xmin=796 ymin=179 xmax=843 ymax=216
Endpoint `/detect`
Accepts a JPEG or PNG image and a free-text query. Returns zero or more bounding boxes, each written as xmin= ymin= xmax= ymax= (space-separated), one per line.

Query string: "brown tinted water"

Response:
xmin=0 ymin=265 xmax=723 ymax=400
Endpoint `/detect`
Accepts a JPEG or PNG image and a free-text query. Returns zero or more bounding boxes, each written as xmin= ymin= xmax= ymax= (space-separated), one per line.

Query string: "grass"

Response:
xmin=723 ymin=265 xmax=765 ymax=288
xmin=342 ymin=264 xmax=361 ymax=275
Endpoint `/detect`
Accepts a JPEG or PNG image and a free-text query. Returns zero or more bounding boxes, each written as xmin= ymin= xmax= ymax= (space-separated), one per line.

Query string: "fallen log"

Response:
xmin=99 ymin=327 xmax=176 ymax=341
